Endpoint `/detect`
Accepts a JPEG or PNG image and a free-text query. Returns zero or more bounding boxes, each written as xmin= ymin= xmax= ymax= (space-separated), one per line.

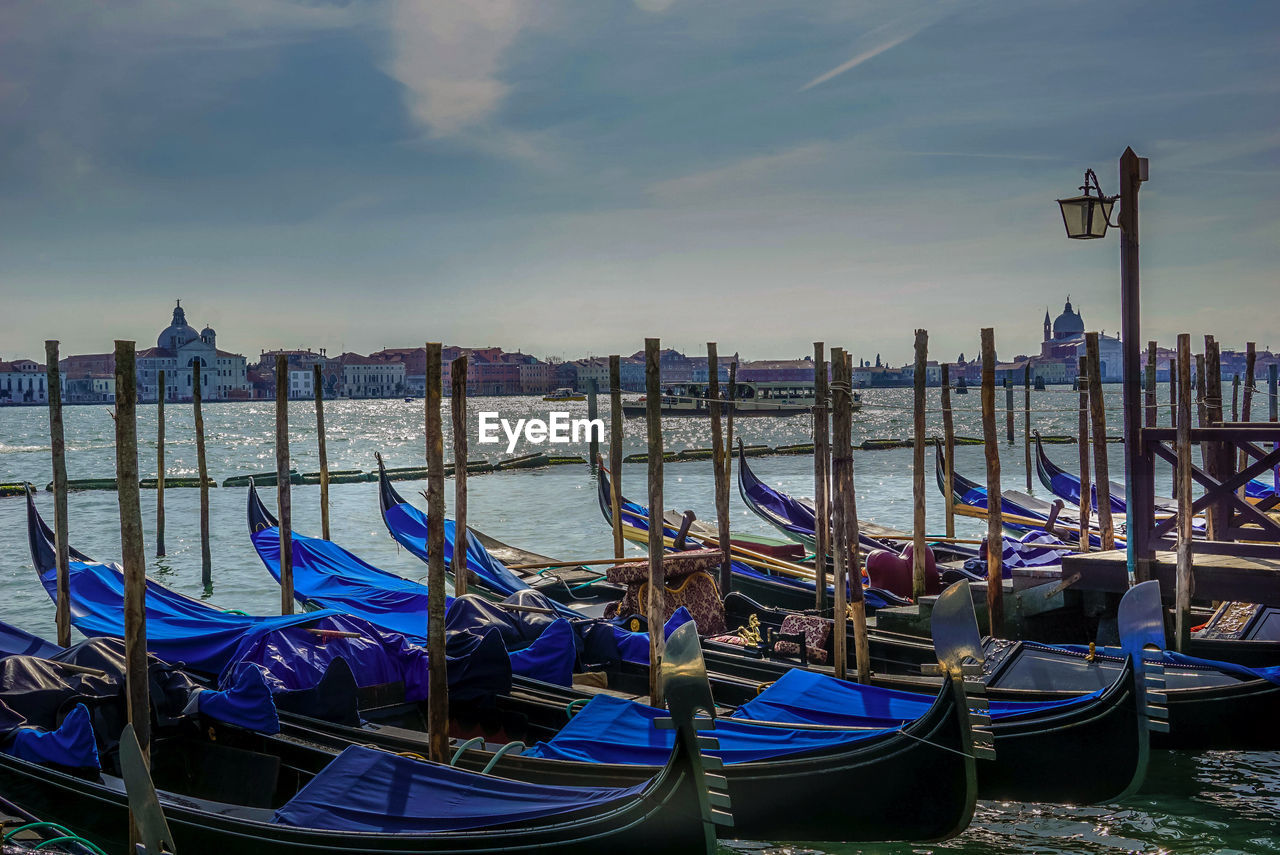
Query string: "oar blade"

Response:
xmin=119 ymin=723 xmax=177 ymax=855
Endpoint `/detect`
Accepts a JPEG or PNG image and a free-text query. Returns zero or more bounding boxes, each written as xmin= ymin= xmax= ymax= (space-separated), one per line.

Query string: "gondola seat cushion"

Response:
xmin=604 ymin=569 xmax=726 ymax=636
xmin=605 ymin=549 xmax=722 ymax=584
xmin=771 ymin=615 xmax=831 ymax=664
xmin=865 ymin=544 xmax=939 ymax=599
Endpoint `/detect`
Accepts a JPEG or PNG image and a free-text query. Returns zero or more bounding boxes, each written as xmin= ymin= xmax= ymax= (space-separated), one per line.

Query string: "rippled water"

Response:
xmin=1 ymin=391 xmax=1276 ymax=854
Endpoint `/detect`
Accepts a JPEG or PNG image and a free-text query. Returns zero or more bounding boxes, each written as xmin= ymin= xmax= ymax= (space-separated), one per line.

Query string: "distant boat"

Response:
xmin=544 ymin=387 xmax=587 ymax=402
xmin=622 ymin=380 xmax=859 ymax=417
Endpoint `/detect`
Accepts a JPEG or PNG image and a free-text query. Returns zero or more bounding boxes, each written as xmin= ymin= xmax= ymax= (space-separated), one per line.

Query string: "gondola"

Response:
xmin=0 ymin=618 xmax=725 ymax=855
xmin=737 ymin=443 xmax=978 ymax=562
xmin=27 ymin=491 xmax=978 ymax=840
xmin=376 ymin=458 xmax=619 ymax=618
xmin=935 ymin=440 xmax=1123 ymax=549
xmin=596 ymin=462 xmax=910 ymax=612
xmin=242 ymin=484 xmax=1152 ymax=807
xmin=709 ymin=584 xmax=1280 ymax=751
xmin=1034 ymin=432 xmax=1183 ymax=515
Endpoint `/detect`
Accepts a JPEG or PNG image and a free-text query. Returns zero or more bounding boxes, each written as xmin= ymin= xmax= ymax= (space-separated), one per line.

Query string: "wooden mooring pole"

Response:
xmin=724 ymin=361 xmax=737 ymax=488
xmin=275 ymin=354 xmax=293 ymax=615
xmin=451 ymin=355 xmax=469 ymax=597
xmin=1085 ymin=333 xmax=1114 ymax=550
xmin=1024 ymin=364 xmax=1032 ymax=491
xmin=1145 ymin=341 xmax=1158 ymax=427
xmin=912 ymin=330 xmax=928 ymax=599
xmin=587 ymin=378 xmax=600 ymax=471
xmin=425 ymin=343 xmax=449 ymax=763
xmin=193 ymin=361 xmax=211 ymax=588
xmin=44 ymin=341 xmax=71 ymax=648
xmin=1204 ymin=337 xmax=1226 ymax=540
xmin=314 ymin=365 xmax=330 ymax=540
xmin=1270 ymin=363 xmax=1279 ymax=493
xmin=644 ymin=338 xmax=666 ymax=706
xmin=1077 ymin=356 xmax=1091 ymax=552
xmin=844 ymin=351 xmax=870 ymax=683
xmin=708 ymin=343 xmax=731 ymax=597
xmin=1237 ymin=344 xmax=1256 ymax=501
xmin=813 ymin=343 xmax=830 ymax=609
xmin=1174 ymin=334 xmax=1193 ymax=652
xmin=941 ymin=363 xmax=956 ymax=539
xmin=830 ymin=347 xmax=849 ymax=680
xmin=980 ymin=329 xmax=1004 ymax=634
xmin=609 ymin=355 xmax=624 ymax=561
xmin=1196 ymin=352 xmax=1208 ymax=474
xmin=114 ymin=340 xmax=150 ymax=769
xmin=156 ymin=368 xmax=166 ymax=558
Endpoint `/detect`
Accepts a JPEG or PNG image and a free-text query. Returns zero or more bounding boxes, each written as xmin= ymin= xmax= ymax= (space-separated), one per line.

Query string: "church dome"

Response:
xmin=158 ymin=301 xmax=197 ymax=351
xmin=1052 ymin=299 xmax=1084 ymax=340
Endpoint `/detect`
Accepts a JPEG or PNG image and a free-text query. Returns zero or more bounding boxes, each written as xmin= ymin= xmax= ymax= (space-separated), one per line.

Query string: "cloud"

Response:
xmin=384 ymin=0 xmax=532 ymax=137
xmin=800 ymin=1 xmax=963 ymax=91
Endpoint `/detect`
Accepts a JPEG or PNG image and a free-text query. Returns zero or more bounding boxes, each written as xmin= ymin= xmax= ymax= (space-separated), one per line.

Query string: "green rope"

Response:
xmin=565 ymin=698 xmax=589 ymax=717
xmin=3 ymin=822 xmax=110 ymax=855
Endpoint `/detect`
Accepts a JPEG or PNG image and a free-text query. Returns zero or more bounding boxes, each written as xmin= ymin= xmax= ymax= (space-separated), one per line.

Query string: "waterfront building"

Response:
xmin=136 ymin=302 xmax=250 ymax=402
xmin=0 ymin=358 xmax=49 ymax=404
xmin=1037 ymin=298 xmax=1123 ymax=382
xmin=340 ymin=353 xmax=405 ymax=398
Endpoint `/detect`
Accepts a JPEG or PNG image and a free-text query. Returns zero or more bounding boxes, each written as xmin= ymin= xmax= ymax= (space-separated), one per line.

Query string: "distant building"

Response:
xmin=0 ymin=358 xmax=49 ymax=404
xmin=135 ymin=301 xmax=250 ymax=402
xmin=1035 ymin=298 xmax=1123 ymax=382
xmin=340 ymin=353 xmax=405 ymax=398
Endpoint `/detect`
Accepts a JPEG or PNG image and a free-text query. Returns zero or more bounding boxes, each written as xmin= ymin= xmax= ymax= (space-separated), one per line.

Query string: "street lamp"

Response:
xmin=1056 ymin=169 xmax=1117 ymax=240
xmin=1057 ymin=148 xmax=1150 ymax=582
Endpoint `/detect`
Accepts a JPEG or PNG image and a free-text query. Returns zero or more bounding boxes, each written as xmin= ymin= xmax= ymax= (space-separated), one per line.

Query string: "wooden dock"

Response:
xmin=1065 ymin=548 xmax=1280 ymax=606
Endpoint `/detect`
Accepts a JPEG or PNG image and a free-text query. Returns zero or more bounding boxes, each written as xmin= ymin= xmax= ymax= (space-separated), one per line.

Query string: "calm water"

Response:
xmin=1 ymin=390 xmax=1276 ymax=855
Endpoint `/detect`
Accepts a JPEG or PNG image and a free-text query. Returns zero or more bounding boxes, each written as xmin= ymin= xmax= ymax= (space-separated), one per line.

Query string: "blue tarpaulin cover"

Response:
xmin=732 ymin=667 xmax=1102 ymax=728
xmin=272 ymin=744 xmax=649 ymax=833
xmin=0 ymin=702 xmax=99 ymax=770
xmin=508 ymin=619 xmax=575 ymax=686
xmin=195 ymin=663 xmax=280 ymax=734
xmin=251 ymin=524 xmax=451 ymax=641
xmin=523 ymin=693 xmax=895 ymax=766
xmin=39 ymin=560 xmax=511 ymax=703
xmin=0 ymin=622 xmax=59 ymax=659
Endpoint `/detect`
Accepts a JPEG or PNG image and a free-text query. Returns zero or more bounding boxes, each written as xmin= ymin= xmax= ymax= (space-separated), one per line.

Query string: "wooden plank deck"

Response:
xmin=1064 ymin=549 xmax=1280 ymax=606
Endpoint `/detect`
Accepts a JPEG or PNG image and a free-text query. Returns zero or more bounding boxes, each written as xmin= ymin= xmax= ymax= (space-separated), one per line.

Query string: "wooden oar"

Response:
xmin=506 ymin=555 xmax=648 ymax=572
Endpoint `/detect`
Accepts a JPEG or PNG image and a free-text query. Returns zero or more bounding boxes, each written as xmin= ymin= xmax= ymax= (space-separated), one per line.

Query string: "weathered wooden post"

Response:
xmin=1196 ymin=352 xmax=1208 ymax=473
xmin=1237 ymin=344 xmax=1256 ymax=501
xmin=1005 ymin=376 xmax=1014 ymax=445
xmin=424 ymin=343 xmax=449 ymax=763
xmin=156 ymin=368 xmax=166 ymax=558
xmin=44 ymin=341 xmax=71 ymax=648
xmin=708 ymin=343 xmax=731 ymax=597
xmin=813 ymin=343 xmax=831 ymax=609
xmin=843 ymin=351 xmax=870 ymax=683
xmin=1145 ymin=341 xmax=1158 ymax=427
xmin=724 ymin=361 xmax=737 ymax=486
xmin=193 ymin=361 xmax=211 ymax=588
xmin=451 ymin=355 xmax=469 ymax=596
xmin=114 ymin=341 xmax=150 ymax=767
xmin=1174 ymin=334 xmax=1193 ymax=652
xmin=1024 ymin=364 xmax=1032 ymax=491
xmin=980 ymin=329 xmax=1004 ymax=634
xmin=275 ymin=354 xmax=293 ymax=615
xmin=1085 ymin=333 xmax=1115 ymax=550
xmin=644 ymin=338 xmax=666 ymax=706
xmin=314 ymin=364 xmax=330 ymax=540
xmin=912 ymin=329 xmax=928 ymax=599
xmin=1169 ymin=357 xmax=1177 ymax=429
xmin=941 ymin=363 xmax=956 ymax=539
xmin=1077 ymin=356 xmax=1092 ymax=552
xmin=587 ymin=377 xmax=600 ymax=472
xmin=830 ymin=348 xmax=849 ymax=679
xmin=1270 ymin=363 xmax=1279 ymax=493
xmin=609 ymin=355 xmax=625 ymax=560
xmin=1204 ymin=338 xmax=1227 ymax=540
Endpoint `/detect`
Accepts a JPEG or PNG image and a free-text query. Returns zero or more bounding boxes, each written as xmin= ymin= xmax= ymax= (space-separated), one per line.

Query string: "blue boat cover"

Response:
xmin=1050 ymin=643 xmax=1280 ymax=687
xmin=40 ymin=560 xmax=511 ymax=703
xmin=523 ymin=693 xmax=896 ymax=766
xmin=272 ymin=744 xmax=649 ymax=833
xmin=251 ymin=524 xmax=453 ymax=640
xmin=0 ymin=702 xmax=99 ymax=770
xmin=732 ymin=667 xmax=1102 ymax=728
xmin=0 ymin=622 xmax=60 ymax=659
xmin=508 ymin=619 xmax=576 ymax=686
xmin=195 ymin=663 xmax=280 ymax=734
xmin=383 ymin=503 xmax=585 ymax=618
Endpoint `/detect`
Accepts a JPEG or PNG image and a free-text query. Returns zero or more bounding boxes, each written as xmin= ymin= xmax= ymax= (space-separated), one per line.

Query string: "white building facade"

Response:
xmin=136 ymin=302 xmax=250 ymax=402
xmin=0 ymin=359 xmax=50 ymax=404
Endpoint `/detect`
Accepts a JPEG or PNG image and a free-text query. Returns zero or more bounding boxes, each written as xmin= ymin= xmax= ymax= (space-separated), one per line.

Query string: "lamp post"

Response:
xmin=1058 ymin=148 xmax=1151 ymax=582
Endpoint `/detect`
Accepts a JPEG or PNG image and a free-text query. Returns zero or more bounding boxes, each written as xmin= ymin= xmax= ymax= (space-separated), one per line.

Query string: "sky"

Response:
xmin=1 ymin=0 xmax=1277 ymax=366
